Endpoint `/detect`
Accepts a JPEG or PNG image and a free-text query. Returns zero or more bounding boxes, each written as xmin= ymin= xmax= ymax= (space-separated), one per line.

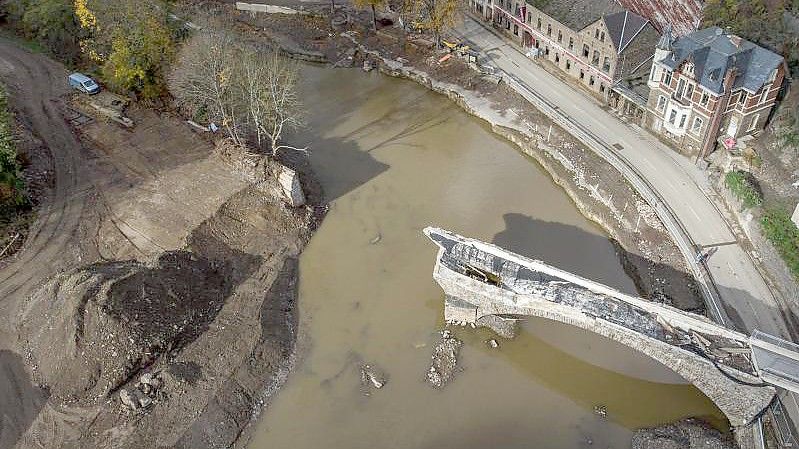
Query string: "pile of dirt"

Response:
xmin=18 ymin=248 xmax=259 ymax=405
xmin=632 ymin=419 xmax=736 ymax=449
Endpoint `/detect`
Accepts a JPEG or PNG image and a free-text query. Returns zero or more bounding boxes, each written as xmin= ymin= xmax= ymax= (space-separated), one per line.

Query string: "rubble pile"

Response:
xmin=632 ymin=419 xmax=736 ymax=449
xmin=359 ymin=363 xmax=388 ymax=395
xmin=426 ymin=330 xmax=462 ymax=389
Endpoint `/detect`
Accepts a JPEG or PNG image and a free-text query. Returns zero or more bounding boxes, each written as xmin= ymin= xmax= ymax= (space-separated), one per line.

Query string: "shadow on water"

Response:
xmin=0 ymin=350 xmax=48 ymax=449
xmin=492 ymin=213 xmax=706 ymax=311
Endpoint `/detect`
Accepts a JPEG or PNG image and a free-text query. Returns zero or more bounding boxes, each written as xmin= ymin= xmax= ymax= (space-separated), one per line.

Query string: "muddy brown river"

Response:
xmin=247 ymin=65 xmax=726 ymax=448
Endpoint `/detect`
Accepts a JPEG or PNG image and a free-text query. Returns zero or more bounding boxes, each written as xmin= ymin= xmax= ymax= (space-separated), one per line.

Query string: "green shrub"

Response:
xmin=761 ymin=207 xmax=799 ymax=280
xmin=0 ymin=85 xmax=24 ymax=207
xmin=724 ymin=170 xmax=763 ymax=209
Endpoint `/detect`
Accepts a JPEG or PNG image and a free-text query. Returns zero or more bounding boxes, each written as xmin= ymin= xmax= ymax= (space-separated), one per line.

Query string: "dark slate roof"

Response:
xmin=525 ymin=0 xmax=623 ymax=31
xmin=604 ymin=10 xmax=650 ymax=53
xmin=659 ymin=26 xmax=784 ymax=94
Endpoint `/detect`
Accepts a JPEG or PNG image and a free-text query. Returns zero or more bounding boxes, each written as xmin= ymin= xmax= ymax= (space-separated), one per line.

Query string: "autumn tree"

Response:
xmin=75 ymin=0 xmax=176 ymax=100
xmin=354 ymin=0 xmax=384 ymax=31
xmin=413 ymin=0 xmax=460 ymax=48
xmin=0 ymin=0 xmax=83 ymax=62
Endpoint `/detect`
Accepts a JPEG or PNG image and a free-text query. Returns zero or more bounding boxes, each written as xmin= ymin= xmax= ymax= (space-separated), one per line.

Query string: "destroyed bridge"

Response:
xmin=424 ymin=227 xmax=799 ymax=429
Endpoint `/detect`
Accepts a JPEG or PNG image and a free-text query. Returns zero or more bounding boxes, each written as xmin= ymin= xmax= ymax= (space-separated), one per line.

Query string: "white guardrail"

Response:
xmin=498 ymin=71 xmax=728 ymax=326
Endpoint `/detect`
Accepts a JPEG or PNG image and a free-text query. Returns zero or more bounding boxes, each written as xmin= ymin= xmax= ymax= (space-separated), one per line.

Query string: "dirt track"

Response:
xmin=0 ymin=39 xmax=89 ymax=346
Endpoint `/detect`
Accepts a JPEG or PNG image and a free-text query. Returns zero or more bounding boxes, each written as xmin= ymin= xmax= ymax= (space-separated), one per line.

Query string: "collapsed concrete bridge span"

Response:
xmin=424 ymin=227 xmax=783 ymax=428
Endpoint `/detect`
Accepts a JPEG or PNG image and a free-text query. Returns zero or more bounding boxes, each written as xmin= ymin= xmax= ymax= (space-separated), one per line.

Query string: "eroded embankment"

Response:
xmin=13 ymin=139 xmax=323 ymax=449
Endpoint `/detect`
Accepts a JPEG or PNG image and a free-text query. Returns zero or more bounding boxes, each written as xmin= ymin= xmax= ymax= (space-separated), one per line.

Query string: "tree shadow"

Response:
xmin=0 ymin=350 xmax=48 ymax=449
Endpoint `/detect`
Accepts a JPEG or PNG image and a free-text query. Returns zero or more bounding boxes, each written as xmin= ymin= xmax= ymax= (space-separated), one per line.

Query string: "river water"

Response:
xmin=247 ymin=65 xmax=726 ymax=449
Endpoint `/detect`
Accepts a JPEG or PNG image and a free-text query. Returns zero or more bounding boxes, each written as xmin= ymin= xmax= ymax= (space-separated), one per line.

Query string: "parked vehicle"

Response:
xmin=68 ymin=73 xmax=100 ymax=95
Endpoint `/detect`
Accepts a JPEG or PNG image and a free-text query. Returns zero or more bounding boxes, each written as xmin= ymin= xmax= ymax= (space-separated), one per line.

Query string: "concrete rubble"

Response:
xmin=360 ymin=363 xmax=387 ymax=395
xmin=426 ymin=330 xmax=462 ymax=389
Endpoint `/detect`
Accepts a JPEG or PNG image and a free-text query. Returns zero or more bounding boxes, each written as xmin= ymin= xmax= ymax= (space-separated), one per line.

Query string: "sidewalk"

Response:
xmin=453 ymin=15 xmax=789 ymax=338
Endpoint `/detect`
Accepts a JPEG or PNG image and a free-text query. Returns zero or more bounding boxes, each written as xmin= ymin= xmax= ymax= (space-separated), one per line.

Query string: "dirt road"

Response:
xmin=0 ymin=39 xmax=89 ymax=347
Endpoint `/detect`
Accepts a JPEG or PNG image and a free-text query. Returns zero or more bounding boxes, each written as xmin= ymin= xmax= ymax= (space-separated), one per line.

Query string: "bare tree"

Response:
xmin=259 ymin=51 xmax=306 ymax=157
xmin=168 ymin=28 xmax=244 ymax=144
xmin=170 ymin=28 xmax=305 ymax=156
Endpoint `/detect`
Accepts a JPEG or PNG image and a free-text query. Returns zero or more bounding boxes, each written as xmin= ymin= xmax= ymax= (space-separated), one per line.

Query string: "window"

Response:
xmin=663 ymin=70 xmax=673 ymax=86
xmin=676 ymin=78 xmax=686 ymax=98
xmin=547 ymin=24 xmax=552 ymax=36
xmin=545 ymin=46 xmax=549 ymax=56
xmin=685 ymin=83 xmax=694 ymax=99
xmin=602 ymin=57 xmax=610 ymax=73
xmin=656 ymin=95 xmax=667 ymax=111
xmin=568 ymin=37 xmax=574 ymax=50
xmin=583 ymin=44 xmax=589 ymax=57
xmin=748 ymin=114 xmax=760 ymax=131
xmin=759 ymin=87 xmax=769 ymax=104
xmin=594 ymin=29 xmax=599 ymax=39
xmin=650 ymin=68 xmax=658 ymax=81
xmin=700 ymin=92 xmax=709 ymax=107
xmin=592 ymin=50 xmax=600 ymax=65
xmin=678 ymin=114 xmax=687 ymax=128
xmin=600 ymin=83 xmax=605 ymax=93
xmin=691 ymin=117 xmax=703 ymax=134
xmin=555 ymin=53 xmax=560 ymax=63
xmin=527 ymin=12 xmax=531 ymax=23
xmin=685 ymin=62 xmax=694 ymax=76
xmin=513 ymin=24 xmax=518 ymax=35
xmin=537 ymin=17 xmax=541 ymax=29
xmin=506 ymin=20 xmax=510 ymax=30
xmin=580 ymin=69 xmax=585 ymax=80
xmin=739 ymin=91 xmax=747 ymax=105
xmin=566 ymin=60 xmax=571 ymax=70
xmin=668 ymin=109 xmax=677 ymax=124
xmin=600 ymin=31 xmax=605 ymax=42
xmin=558 ymin=30 xmax=562 ymax=43
xmin=589 ymin=75 xmax=595 ymax=86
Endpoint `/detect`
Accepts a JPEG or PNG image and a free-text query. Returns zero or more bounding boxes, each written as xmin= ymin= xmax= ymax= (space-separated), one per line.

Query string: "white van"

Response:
xmin=68 ymin=73 xmax=100 ymax=95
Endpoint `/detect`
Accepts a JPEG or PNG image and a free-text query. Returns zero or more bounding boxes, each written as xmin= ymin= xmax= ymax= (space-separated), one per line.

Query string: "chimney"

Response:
xmin=698 ymin=67 xmax=739 ymax=163
xmin=730 ymin=35 xmax=742 ymax=48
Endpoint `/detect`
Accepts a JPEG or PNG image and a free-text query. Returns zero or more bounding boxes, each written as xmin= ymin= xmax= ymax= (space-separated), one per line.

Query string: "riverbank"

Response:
xmin=0 ymin=35 xmax=326 ymax=449
xmin=232 ymin=7 xmax=704 ymax=312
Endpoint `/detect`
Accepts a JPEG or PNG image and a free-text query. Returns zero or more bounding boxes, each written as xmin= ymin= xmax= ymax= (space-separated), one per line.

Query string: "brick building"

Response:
xmin=645 ymin=26 xmax=787 ymax=159
xmin=477 ymin=0 xmax=659 ymax=97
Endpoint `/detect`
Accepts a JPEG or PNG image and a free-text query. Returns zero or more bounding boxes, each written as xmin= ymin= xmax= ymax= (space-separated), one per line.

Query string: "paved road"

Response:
xmin=453 ymin=16 xmax=790 ymax=339
xmin=0 ymin=40 xmax=89 ymax=349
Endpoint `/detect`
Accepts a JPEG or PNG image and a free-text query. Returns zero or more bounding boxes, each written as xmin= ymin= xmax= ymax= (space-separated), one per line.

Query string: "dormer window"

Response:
xmin=684 ymin=62 xmax=694 ymax=77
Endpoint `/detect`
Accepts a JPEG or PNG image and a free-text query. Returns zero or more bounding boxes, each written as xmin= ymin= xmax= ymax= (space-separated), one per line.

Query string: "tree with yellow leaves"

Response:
xmin=73 ymin=0 xmax=176 ymax=100
xmin=353 ymin=0 xmax=384 ymax=31
xmin=413 ymin=0 xmax=460 ymax=48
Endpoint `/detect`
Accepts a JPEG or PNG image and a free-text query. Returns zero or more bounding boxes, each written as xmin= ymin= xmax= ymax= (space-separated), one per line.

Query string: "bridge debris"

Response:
xmin=360 ymin=364 xmax=387 ymax=394
xmin=426 ymin=330 xmax=462 ymax=389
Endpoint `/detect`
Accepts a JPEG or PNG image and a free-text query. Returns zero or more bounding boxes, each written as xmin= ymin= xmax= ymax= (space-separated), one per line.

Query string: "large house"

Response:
xmin=476 ymin=0 xmax=660 ymax=96
xmin=645 ymin=27 xmax=787 ymax=159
